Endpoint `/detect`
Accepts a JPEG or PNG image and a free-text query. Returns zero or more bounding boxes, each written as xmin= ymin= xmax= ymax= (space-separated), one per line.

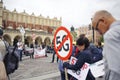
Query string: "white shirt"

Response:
xmin=17 ymin=41 xmax=23 ymax=50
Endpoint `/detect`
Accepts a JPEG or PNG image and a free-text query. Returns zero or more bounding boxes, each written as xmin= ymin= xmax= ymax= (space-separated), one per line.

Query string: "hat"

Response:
xmin=0 ymin=28 xmax=3 ymax=36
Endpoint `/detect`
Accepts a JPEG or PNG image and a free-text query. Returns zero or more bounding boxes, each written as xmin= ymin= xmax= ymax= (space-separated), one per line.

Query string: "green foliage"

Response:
xmin=100 ymin=36 xmax=104 ymax=42
xmin=71 ymin=31 xmax=77 ymax=41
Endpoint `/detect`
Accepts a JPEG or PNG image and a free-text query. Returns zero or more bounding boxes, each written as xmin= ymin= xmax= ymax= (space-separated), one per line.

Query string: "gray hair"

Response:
xmin=95 ymin=10 xmax=113 ymax=18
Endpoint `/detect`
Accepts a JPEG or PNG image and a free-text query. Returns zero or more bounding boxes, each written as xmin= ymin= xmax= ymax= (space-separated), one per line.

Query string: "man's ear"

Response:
xmin=101 ymin=17 xmax=107 ymax=24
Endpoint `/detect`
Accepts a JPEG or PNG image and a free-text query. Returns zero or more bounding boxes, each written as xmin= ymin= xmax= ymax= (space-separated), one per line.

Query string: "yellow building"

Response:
xmin=75 ymin=25 xmax=101 ymax=44
xmin=0 ymin=0 xmax=62 ymax=46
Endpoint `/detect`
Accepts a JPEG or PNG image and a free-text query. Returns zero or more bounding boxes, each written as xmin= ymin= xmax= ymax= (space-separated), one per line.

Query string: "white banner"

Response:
xmin=67 ymin=57 xmax=105 ymax=79
xmin=25 ymin=47 xmax=33 ymax=53
xmin=67 ymin=56 xmax=89 ymax=80
xmin=34 ymin=48 xmax=46 ymax=58
xmin=90 ymin=60 xmax=105 ymax=78
xmin=25 ymin=47 xmax=46 ymax=58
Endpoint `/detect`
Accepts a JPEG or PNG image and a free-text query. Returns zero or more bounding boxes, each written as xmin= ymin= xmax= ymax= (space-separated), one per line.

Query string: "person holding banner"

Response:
xmin=92 ymin=10 xmax=120 ymax=80
xmin=63 ymin=37 xmax=95 ymax=80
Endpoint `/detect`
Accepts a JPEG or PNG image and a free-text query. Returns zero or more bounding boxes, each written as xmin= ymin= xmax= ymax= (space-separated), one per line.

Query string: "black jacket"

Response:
xmin=63 ymin=48 xmax=95 ymax=80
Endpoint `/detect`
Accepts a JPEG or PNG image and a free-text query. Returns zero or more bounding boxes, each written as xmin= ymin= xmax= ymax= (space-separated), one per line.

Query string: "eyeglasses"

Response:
xmin=95 ymin=19 xmax=103 ymax=31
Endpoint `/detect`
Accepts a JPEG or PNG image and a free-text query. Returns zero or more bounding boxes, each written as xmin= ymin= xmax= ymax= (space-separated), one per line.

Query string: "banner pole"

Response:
xmin=65 ymin=68 xmax=68 ymax=80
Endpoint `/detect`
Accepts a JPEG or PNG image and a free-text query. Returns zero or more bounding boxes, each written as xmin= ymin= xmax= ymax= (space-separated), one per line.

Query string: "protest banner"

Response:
xmin=67 ymin=56 xmax=89 ymax=80
xmin=90 ymin=60 xmax=105 ymax=78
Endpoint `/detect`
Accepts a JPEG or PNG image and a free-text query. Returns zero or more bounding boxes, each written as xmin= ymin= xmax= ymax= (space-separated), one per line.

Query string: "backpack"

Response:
xmin=88 ymin=44 xmax=103 ymax=63
xmin=3 ymin=41 xmax=19 ymax=75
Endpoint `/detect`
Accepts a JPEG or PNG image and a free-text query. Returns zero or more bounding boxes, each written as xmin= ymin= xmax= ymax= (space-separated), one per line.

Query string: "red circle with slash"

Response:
xmin=54 ymin=26 xmax=72 ymax=60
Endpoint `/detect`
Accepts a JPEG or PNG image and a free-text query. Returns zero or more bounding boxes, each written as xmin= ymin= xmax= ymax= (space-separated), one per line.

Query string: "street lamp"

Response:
xmin=92 ymin=26 xmax=94 ymax=43
xmin=89 ymin=24 xmax=94 ymax=43
xmin=91 ymin=18 xmax=94 ymax=43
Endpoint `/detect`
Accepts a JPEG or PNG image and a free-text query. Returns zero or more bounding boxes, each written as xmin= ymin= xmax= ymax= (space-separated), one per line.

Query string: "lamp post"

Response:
xmin=91 ymin=18 xmax=94 ymax=43
xmin=92 ymin=27 xmax=94 ymax=43
xmin=89 ymin=24 xmax=94 ymax=43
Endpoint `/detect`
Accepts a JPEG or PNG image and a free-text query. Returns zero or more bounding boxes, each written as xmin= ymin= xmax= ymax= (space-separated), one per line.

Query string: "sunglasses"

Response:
xmin=95 ymin=19 xmax=103 ymax=30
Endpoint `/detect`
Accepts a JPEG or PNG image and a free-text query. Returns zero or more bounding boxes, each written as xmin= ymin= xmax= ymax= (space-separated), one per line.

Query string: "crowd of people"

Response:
xmin=0 ymin=10 xmax=120 ymax=80
xmin=0 ymin=28 xmax=51 ymax=79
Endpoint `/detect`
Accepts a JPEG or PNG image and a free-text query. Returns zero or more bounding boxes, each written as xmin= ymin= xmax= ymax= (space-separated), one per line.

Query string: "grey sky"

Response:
xmin=3 ymin=0 xmax=120 ymax=29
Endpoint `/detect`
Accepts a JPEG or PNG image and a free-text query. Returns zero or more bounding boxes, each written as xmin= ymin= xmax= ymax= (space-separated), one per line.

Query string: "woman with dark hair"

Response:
xmin=13 ymin=38 xmax=18 ymax=46
xmin=63 ymin=37 xmax=95 ymax=80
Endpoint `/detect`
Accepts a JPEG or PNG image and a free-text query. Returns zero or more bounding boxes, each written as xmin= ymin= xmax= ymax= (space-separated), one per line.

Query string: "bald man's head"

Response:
xmin=92 ymin=10 xmax=116 ymax=35
xmin=93 ymin=10 xmax=113 ymax=21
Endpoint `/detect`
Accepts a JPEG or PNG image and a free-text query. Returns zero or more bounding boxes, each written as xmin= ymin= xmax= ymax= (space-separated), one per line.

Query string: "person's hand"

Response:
xmin=63 ymin=62 xmax=69 ymax=68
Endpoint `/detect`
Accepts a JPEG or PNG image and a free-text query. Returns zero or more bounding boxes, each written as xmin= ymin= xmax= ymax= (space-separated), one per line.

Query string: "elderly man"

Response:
xmin=92 ymin=10 xmax=120 ymax=80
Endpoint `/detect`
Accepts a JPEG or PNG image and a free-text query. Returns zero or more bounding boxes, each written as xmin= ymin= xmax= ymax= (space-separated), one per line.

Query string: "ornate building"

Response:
xmin=0 ymin=0 xmax=62 ymax=46
xmin=75 ymin=25 xmax=101 ymax=44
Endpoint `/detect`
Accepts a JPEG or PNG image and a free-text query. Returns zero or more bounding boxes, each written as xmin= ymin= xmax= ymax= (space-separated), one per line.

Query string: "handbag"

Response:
xmin=0 ymin=61 xmax=7 ymax=80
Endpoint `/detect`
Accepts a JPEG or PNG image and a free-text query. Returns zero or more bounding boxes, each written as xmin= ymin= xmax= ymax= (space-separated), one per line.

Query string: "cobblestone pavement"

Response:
xmin=44 ymin=76 xmax=61 ymax=80
xmin=9 ymin=53 xmax=104 ymax=80
xmin=44 ymin=76 xmax=104 ymax=80
xmin=9 ymin=53 xmax=60 ymax=80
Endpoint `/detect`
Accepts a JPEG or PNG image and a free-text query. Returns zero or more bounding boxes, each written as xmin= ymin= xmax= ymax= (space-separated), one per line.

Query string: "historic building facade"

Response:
xmin=0 ymin=0 xmax=62 ymax=46
xmin=75 ymin=25 xmax=101 ymax=44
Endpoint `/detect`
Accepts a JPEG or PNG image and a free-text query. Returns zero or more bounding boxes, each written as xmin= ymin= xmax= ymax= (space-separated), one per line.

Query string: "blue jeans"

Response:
xmin=18 ymin=50 xmax=23 ymax=61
